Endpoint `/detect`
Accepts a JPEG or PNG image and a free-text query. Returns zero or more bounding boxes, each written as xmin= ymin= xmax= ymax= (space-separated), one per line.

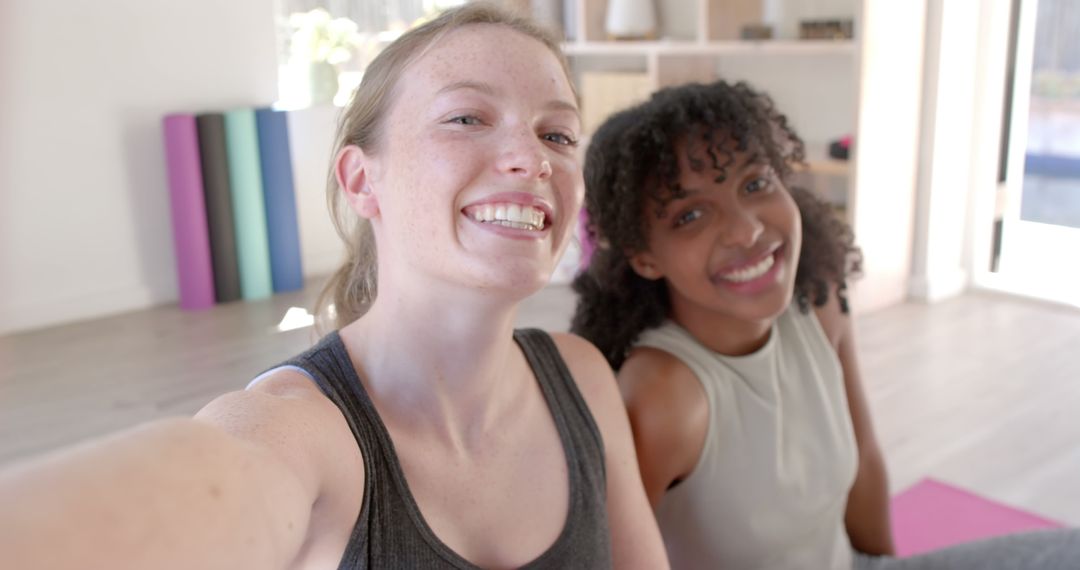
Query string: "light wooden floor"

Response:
xmin=2 ymin=282 xmax=1079 ymax=526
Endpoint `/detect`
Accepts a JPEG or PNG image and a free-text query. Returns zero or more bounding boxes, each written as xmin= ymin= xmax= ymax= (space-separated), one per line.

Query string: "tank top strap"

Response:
xmin=262 ymin=329 xmax=612 ymax=569
xmin=277 ymin=331 xmax=378 ymax=567
xmin=510 ymin=328 xmax=612 ymax=569
xmin=512 ymin=328 xmax=606 ymax=465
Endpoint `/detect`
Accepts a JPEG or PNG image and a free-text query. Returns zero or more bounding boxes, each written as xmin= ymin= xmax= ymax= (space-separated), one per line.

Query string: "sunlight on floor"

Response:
xmin=276 ymin=306 xmax=314 ymax=332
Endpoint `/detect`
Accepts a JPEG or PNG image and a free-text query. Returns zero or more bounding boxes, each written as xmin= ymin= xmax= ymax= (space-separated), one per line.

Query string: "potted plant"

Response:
xmin=288 ymin=8 xmax=362 ymax=106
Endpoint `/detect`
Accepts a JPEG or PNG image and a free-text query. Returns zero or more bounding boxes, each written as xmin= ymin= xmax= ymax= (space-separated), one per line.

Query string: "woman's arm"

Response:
xmin=816 ymin=300 xmax=895 ymax=556
xmin=553 ymin=333 xmax=671 ymax=570
xmin=617 ymin=346 xmax=708 ymax=509
xmin=0 ymin=373 xmax=352 ymax=570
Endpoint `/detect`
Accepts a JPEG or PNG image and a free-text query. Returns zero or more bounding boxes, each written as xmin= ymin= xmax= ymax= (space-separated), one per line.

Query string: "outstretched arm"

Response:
xmin=816 ymin=301 xmax=895 ymax=556
xmin=553 ymin=333 xmax=671 ymax=570
xmin=0 ymin=374 xmax=349 ymax=570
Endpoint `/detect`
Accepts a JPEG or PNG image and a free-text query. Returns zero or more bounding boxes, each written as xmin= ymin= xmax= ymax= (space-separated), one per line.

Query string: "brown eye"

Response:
xmin=744 ymin=177 xmax=770 ymax=194
xmin=674 ymin=208 xmax=702 ymax=227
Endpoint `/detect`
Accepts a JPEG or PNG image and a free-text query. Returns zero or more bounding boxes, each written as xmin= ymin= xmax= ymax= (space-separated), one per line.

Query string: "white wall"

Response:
xmin=909 ymin=0 xmax=979 ymax=301
xmin=0 ymin=0 xmax=344 ymax=334
xmin=288 ymin=105 xmax=347 ymax=278
xmin=712 ymin=53 xmax=856 ymax=148
xmin=910 ymin=0 xmax=1013 ymax=302
xmin=848 ymin=1 xmax=927 ymax=313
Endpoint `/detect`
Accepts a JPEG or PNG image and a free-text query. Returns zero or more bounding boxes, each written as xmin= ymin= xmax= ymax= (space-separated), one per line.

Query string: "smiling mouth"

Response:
xmin=719 ymin=252 xmax=775 ymax=282
xmin=467 ymin=203 xmax=548 ymax=231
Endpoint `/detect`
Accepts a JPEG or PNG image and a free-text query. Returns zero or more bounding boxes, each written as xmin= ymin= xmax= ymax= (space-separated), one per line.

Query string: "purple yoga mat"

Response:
xmin=163 ymin=114 xmax=215 ymax=310
xmin=890 ymin=478 xmax=1064 ymax=557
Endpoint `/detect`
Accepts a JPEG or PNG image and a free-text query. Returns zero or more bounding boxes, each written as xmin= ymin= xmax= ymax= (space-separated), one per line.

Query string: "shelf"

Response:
xmin=800 ymin=158 xmax=850 ymax=177
xmin=562 ymin=39 xmax=856 ymax=58
xmin=799 ymin=143 xmax=851 ymax=177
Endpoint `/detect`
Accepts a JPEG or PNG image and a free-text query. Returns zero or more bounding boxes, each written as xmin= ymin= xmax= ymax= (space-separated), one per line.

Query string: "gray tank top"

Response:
xmin=275 ymin=329 xmax=612 ymax=569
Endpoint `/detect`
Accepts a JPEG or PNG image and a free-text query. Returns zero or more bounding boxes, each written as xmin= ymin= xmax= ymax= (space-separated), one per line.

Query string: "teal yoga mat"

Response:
xmin=223 ymin=108 xmax=273 ymax=300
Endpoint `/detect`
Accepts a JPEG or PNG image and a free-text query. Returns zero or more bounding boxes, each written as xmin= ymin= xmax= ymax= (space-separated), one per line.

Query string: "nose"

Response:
xmin=496 ymin=125 xmax=552 ymax=181
xmin=717 ymin=205 xmax=764 ymax=249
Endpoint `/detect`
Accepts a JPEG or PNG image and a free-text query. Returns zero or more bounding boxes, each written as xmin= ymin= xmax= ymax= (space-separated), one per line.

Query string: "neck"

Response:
xmin=670 ymin=301 xmax=775 ymax=357
xmin=338 ymin=279 xmax=526 ymax=449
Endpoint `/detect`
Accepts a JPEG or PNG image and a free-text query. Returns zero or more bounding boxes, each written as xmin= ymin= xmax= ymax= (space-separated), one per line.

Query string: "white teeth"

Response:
xmin=469 ymin=203 xmax=547 ymax=231
xmin=721 ymin=253 xmax=775 ymax=283
xmin=492 ymin=220 xmax=534 ymax=230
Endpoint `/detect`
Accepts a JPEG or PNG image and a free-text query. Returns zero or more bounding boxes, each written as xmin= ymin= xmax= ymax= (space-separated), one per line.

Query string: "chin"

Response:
xmin=727 ymin=286 xmax=794 ymax=322
xmin=472 ymin=264 xmax=552 ymax=299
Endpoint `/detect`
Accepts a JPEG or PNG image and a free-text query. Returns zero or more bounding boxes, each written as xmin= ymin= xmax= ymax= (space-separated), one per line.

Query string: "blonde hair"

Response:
xmin=316 ymin=2 xmax=574 ymax=332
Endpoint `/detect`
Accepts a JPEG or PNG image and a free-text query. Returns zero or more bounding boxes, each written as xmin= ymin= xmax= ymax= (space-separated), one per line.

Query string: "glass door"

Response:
xmin=995 ymin=0 xmax=1080 ymax=306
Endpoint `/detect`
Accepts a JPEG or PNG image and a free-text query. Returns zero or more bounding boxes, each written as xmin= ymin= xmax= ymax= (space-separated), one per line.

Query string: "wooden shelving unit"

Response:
xmin=533 ymin=0 xmax=926 ymax=312
xmin=552 ymin=0 xmax=859 ymax=197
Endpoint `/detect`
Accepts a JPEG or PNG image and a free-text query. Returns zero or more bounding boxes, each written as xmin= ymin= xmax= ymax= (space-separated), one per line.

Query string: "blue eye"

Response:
xmin=543 ymin=132 xmax=579 ymax=147
xmin=447 ymin=115 xmax=482 ymax=126
xmin=674 ymin=208 xmax=702 ymax=227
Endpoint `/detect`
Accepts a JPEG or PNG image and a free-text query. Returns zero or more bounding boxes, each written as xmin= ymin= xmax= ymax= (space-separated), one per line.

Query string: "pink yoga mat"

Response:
xmin=163 ymin=114 xmax=215 ymax=310
xmin=890 ymin=478 xmax=1064 ymax=557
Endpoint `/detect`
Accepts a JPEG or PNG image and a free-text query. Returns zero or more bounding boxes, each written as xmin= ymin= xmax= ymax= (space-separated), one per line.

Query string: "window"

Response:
xmin=275 ymin=0 xmax=467 ymax=108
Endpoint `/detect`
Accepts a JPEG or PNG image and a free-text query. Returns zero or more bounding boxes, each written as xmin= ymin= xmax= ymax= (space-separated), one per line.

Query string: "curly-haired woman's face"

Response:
xmin=629 ymin=141 xmax=801 ymax=342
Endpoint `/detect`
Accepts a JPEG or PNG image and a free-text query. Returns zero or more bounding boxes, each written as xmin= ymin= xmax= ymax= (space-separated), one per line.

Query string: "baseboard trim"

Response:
xmin=909 ymin=268 xmax=969 ymax=302
xmin=0 ymin=285 xmax=158 ymax=335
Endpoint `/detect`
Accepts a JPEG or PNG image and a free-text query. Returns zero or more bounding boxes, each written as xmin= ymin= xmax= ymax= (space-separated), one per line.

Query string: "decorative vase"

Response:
xmin=307 ymin=61 xmax=340 ymax=106
xmin=605 ymin=0 xmax=657 ymax=40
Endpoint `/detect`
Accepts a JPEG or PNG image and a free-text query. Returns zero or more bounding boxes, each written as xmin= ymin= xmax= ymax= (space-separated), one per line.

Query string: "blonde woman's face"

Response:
xmin=365 ymin=24 xmax=583 ymax=297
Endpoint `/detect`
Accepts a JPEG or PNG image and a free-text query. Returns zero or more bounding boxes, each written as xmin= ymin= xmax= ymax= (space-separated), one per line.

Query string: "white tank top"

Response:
xmin=635 ymin=305 xmax=858 ymax=570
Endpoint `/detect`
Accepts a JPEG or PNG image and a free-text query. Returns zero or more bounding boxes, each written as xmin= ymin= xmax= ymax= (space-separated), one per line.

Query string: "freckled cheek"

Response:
xmin=560 ymin=163 xmax=581 ymax=189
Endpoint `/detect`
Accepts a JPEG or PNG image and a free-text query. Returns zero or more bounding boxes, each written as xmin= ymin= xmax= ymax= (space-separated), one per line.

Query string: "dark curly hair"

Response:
xmin=570 ymin=80 xmax=862 ymax=369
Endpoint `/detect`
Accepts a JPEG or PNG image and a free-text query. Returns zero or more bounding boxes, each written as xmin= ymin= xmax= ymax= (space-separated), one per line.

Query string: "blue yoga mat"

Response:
xmin=255 ymin=108 xmax=304 ymax=293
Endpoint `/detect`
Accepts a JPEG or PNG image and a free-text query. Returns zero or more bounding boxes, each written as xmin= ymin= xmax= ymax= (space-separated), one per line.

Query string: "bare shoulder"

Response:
xmin=619 ymin=342 xmax=708 ymax=507
xmin=547 ymin=335 xmax=671 ymax=567
xmin=548 ymin=331 xmax=615 ymax=380
xmin=197 ymin=369 xmax=346 ymax=448
xmin=548 ymin=331 xmax=620 ymax=411
xmin=195 ymin=369 xmax=363 ymax=507
xmin=620 ymin=345 xmax=704 ymax=424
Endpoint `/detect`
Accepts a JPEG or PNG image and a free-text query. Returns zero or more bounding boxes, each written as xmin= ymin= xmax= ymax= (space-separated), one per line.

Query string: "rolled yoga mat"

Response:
xmin=195 ymin=113 xmax=242 ymax=303
xmin=255 ymin=108 xmax=304 ymax=293
xmin=162 ymin=114 xmax=215 ymax=310
xmin=223 ymin=108 xmax=273 ymax=301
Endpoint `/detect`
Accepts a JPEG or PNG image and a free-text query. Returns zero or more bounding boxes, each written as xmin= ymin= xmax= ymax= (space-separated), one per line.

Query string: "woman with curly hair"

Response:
xmin=571 ymin=80 xmax=1079 ymax=569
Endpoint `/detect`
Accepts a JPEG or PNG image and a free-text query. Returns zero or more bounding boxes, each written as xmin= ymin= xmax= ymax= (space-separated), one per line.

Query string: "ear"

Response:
xmin=336 ymin=145 xmax=381 ymax=219
xmin=628 ymin=250 xmax=664 ymax=280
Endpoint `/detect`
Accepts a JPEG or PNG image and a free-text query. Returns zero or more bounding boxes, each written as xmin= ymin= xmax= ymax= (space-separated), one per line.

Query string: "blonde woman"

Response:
xmin=0 ymin=5 xmax=666 ymax=569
